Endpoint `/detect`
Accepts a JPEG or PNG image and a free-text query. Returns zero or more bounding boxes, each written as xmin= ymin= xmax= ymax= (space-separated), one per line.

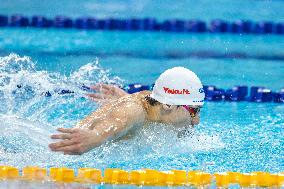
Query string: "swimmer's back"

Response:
xmin=76 ymin=90 xmax=151 ymax=129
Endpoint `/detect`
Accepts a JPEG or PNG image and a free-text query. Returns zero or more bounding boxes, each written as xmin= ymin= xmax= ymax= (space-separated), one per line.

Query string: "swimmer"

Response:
xmin=49 ymin=67 xmax=205 ymax=155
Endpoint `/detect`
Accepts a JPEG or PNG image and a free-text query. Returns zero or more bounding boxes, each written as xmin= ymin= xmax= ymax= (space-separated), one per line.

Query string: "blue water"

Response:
xmin=1 ymin=28 xmax=284 ymax=90
xmin=1 ymin=0 xmax=284 ymax=21
xmin=0 ymin=1 xmax=284 ymax=188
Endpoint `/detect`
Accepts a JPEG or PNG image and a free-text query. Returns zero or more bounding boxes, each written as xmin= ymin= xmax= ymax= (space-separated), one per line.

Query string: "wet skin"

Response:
xmin=49 ymin=84 xmax=201 ymax=155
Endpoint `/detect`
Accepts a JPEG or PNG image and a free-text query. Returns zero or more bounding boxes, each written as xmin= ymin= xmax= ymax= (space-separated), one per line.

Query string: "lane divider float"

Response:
xmin=1 ymin=14 xmax=284 ymax=35
xmin=124 ymin=84 xmax=284 ymax=103
xmin=0 ymin=166 xmax=283 ymax=187
xmin=15 ymin=83 xmax=284 ymax=103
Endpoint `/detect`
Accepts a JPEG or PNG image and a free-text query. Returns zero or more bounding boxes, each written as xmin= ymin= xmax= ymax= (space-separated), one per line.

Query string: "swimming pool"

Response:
xmin=1 ymin=0 xmax=284 ymax=188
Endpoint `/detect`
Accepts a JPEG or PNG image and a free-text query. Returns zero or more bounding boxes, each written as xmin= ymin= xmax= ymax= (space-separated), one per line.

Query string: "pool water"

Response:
xmin=0 ymin=0 xmax=284 ymax=188
xmin=1 ymin=34 xmax=283 ymax=170
xmin=1 ymin=0 xmax=284 ymax=21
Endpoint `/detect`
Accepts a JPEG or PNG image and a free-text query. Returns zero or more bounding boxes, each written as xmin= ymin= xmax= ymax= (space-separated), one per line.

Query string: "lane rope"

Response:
xmin=38 ymin=84 xmax=284 ymax=103
xmin=0 ymin=166 xmax=283 ymax=187
xmin=1 ymin=15 xmax=284 ymax=35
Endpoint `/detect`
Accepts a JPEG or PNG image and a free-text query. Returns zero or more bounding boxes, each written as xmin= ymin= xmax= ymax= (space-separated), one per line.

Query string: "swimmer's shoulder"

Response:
xmin=113 ymin=90 xmax=150 ymax=106
xmin=134 ymin=90 xmax=152 ymax=111
xmin=134 ymin=90 xmax=151 ymax=98
xmin=118 ymin=90 xmax=150 ymax=101
xmin=119 ymin=90 xmax=150 ymax=108
xmin=112 ymin=90 xmax=150 ymax=112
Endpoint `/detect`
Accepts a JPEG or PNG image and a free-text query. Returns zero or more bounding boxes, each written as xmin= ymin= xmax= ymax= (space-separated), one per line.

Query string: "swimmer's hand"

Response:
xmin=49 ymin=100 xmax=146 ymax=155
xmin=49 ymin=128 xmax=103 ymax=155
xmin=86 ymin=83 xmax=128 ymax=104
xmin=49 ymin=99 xmax=146 ymax=155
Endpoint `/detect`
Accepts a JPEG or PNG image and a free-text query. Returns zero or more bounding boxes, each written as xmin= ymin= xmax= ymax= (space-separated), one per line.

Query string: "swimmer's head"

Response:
xmin=145 ymin=95 xmax=201 ymax=125
xmin=146 ymin=67 xmax=204 ymax=125
xmin=150 ymin=67 xmax=205 ymax=106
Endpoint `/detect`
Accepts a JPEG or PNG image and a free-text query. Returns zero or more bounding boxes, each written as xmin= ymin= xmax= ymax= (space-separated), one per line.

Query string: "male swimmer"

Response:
xmin=49 ymin=67 xmax=205 ymax=155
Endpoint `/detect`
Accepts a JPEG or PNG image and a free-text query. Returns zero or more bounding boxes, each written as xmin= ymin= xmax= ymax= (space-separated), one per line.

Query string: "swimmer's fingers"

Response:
xmin=49 ymin=140 xmax=78 ymax=151
xmin=101 ymin=84 xmax=126 ymax=96
xmin=86 ymin=93 xmax=105 ymax=100
xmin=91 ymin=83 xmax=125 ymax=97
xmin=86 ymin=94 xmax=114 ymax=103
xmin=50 ymin=128 xmax=97 ymax=155
xmin=89 ymin=84 xmax=127 ymax=99
xmin=50 ymin=133 xmax=72 ymax=140
xmin=56 ymin=128 xmax=75 ymax=133
xmin=91 ymin=83 xmax=113 ymax=91
xmin=52 ymin=145 xmax=84 ymax=155
xmin=90 ymin=84 xmax=113 ymax=94
xmin=89 ymin=83 xmax=103 ymax=90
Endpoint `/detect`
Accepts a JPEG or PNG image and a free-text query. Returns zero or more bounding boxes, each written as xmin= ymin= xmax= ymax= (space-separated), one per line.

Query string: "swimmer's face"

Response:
xmin=160 ymin=104 xmax=201 ymax=126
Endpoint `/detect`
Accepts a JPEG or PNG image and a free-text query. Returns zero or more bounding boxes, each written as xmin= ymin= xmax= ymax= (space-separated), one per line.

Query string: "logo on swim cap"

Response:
xmin=199 ymin=88 xmax=204 ymax=93
xmin=163 ymin=87 xmax=190 ymax=95
xmin=150 ymin=67 xmax=204 ymax=106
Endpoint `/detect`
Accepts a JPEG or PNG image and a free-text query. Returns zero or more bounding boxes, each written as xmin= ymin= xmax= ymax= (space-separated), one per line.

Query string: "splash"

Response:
xmin=69 ymin=58 xmax=124 ymax=87
xmin=0 ymin=54 xmax=123 ymax=115
xmin=0 ymin=53 xmax=127 ymax=168
xmin=79 ymin=123 xmax=225 ymax=171
xmin=0 ymin=53 xmax=225 ymax=172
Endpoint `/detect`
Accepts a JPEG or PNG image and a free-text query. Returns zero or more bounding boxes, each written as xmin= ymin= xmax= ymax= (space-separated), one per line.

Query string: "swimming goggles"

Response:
xmin=182 ymin=105 xmax=201 ymax=117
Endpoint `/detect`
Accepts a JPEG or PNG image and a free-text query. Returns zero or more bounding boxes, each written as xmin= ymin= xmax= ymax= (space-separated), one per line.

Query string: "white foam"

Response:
xmin=0 ymin=54 xmax=225 ymax=169
xmin=0 ymin=114 xmax=53 ymax=147
xmin=177 ymin=132 xmax=226 ymax=152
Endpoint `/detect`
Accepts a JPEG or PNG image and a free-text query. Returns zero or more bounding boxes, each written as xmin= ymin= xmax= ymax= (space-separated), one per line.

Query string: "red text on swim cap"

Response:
xmin=163 ymin=87 xmax=190 ymax=95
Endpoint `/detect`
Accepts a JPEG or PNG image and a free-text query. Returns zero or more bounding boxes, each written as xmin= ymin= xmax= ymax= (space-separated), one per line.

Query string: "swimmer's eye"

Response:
xmin=181 ymin=105 xmax=201 ymax=117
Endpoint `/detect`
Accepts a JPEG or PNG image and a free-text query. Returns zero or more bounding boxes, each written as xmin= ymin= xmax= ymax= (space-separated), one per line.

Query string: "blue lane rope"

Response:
xmin=39 ymin=84 xmax=284 ymax=103
xmin=1 ymin=14 xmax=284 ymax=35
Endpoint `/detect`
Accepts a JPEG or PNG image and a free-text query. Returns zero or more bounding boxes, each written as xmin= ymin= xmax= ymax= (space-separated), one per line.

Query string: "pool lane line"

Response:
xmin=0 ymin=166 xmax=283 ymax=187
xmin=1 ymin=50 xmax=284 ymax=61
xmin=1 ymin=15 xmax=284 ymax=35
xmin=37 ymin=84 xmax=284 ymax=103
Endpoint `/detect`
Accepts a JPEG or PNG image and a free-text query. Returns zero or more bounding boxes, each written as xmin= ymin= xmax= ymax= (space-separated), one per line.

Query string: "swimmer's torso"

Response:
xmin=76 ymin=91 xmax=152 ymax=130
xmin=76 ymin=90 xmax=193 ymax=141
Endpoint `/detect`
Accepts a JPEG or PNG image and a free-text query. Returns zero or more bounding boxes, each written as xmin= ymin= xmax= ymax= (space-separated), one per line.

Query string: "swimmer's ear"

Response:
xmin=161 ymin=104 xmax=175 ymax=112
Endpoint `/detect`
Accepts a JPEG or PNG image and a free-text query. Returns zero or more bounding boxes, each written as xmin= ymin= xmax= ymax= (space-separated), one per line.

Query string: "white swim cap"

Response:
xmin=150 ymin=67 xmax=205 ymax=106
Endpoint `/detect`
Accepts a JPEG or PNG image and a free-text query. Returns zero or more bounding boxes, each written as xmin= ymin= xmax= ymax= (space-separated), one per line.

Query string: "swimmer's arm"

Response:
xmin=91 ymin=102 xmax=146 ymax=141
xmin=74 ymin=95 xmax=135 ymax=129
xmin=49 ymin=101 xmax=145 ymax=155
xmin=86 ymin=84 xmax=128 ymax=104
